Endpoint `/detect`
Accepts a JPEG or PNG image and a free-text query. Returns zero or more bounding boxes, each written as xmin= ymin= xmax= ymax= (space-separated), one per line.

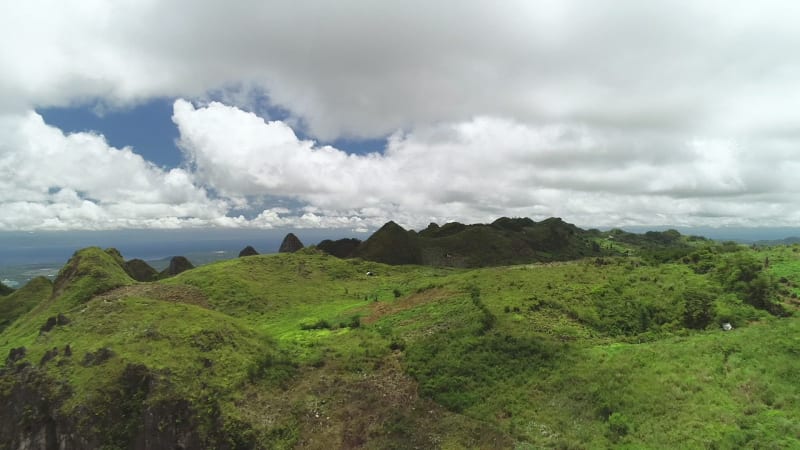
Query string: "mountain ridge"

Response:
xmin=0 ymin=219 xmax=798 ymax=448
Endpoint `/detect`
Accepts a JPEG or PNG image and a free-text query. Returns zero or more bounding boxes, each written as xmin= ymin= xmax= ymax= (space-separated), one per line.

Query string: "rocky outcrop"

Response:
xmin=278 ymin=233 xmax=304 ymax=253
xmin=39 ymin=314 xmax=70 ymax=334
xmin=238 ymin=246 xmax=259 ymax=257
xmin=159 ymin=257 xmax=194 ymax=278
xmin=0 ymin=363 xmax=216 ymax=450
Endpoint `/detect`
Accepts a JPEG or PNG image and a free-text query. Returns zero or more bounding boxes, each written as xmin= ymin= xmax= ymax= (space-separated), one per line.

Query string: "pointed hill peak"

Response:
xmin=239 ymin=245 xmax=259 ymax=257
xmin=160 ymin=256 xmax=194 ymax=278
xmin=279 ymin=233 xmax=304 ymax=253
xmin=376 ymin=221 xmax=407 ymax=233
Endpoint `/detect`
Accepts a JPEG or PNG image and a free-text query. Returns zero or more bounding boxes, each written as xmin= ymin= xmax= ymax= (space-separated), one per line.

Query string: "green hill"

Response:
xmin=0 ymin=276 xmax=52 ymax=333
xmin=323 ymin=217 xmax=610 ymax=267
xmin=0 ymin=231 xmax=798 ymax=448
xmin=0 ymin=281 xmax=13 ymax=296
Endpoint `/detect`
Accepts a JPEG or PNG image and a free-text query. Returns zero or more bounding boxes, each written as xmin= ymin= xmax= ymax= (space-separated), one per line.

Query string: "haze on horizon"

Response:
xmin=2 ymin=1 xmax=799 ymax=232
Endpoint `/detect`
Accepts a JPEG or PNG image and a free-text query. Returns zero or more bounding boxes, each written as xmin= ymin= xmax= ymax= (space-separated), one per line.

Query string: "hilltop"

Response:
xmin=315 ymin=217 xmax=704 ymax=268
xmin=1 ymin=222 xmax=799 ymax=448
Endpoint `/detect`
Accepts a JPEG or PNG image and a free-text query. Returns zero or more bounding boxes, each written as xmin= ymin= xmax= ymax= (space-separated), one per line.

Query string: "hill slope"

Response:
xmin=0 ymin=276 xmax=52 ymax=333
xmin=0 ymin=236 xmax=797 ymax=448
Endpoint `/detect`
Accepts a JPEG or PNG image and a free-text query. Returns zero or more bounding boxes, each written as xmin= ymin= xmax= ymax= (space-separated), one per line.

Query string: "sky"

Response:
xmin=2 ymin=0 xmax=800 ymax=232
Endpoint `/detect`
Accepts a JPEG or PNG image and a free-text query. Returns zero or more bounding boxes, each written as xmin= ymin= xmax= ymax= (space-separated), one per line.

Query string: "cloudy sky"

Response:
xmin=2 ymin=0 xmax=799 ymax=231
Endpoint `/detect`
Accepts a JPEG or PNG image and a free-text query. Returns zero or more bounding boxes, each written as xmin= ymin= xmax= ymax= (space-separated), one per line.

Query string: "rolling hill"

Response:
xmin=1 ymin=220 xmax=799 ymax=448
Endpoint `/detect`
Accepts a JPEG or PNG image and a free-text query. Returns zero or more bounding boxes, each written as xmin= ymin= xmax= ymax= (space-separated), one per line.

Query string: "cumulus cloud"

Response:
xmin=173 ymin=100 xmax=800 ymax=228
xmin=3 ymin=1 xmax=800 ymax=138
xmin=0 ymin=111 xmax=228 ymax=230
xmin=2 ymin=1 xmax=800 ymax=229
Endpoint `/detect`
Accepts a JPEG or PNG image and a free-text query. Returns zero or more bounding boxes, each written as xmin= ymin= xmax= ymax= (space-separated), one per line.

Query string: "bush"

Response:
xmin=715 ymin=253 xmax=778 ymax=312
xmin=299 ymin=319 xmax=331 ymax=330
xmin=608 ymin=412 xmax=633 ymax=438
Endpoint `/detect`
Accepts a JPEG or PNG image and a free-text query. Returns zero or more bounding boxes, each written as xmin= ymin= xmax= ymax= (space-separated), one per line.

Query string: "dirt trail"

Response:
xmin=94 ymin=283 xmax=210 ymax=308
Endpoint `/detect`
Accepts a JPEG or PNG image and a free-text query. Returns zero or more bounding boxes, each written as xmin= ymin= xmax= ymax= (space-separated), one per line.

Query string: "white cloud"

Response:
xmin=2 ymin=1 xmax=800 ymax=229
xmin=173 ymin=100 xmax=800 ymax=229
xmin=3 ymin=1 xmax=800 ymax=138
xmin=0 ymin=111 xmax=229 ymax=230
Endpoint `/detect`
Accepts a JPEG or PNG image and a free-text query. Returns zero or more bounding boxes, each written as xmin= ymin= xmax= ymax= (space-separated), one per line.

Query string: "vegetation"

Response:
xmin=0 ymin=277 xmax=51 ymax=333
xmin=322 ymin=217 xmax=609 ymax=267
xmin=0 ymin=281 xmax=13 ymax=296
xmin=1 ymin=221 xmax=799 ymax=448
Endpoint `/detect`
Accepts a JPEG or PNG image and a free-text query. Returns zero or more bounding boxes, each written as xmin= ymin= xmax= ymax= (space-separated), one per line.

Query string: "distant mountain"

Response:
xmin=354 ymin=221 xmax=423 ymax=265
xmin=316 ymin=238 xmax=362 ymax=258
xmin=319 ymin=217 xmax=607 ymax=267
xmin=124 ymin=258 xmax=158 ymax=282
xmin=755 ymin=236 xmax=800 ymax=246
xmin=238 ymin=245 xmax=259 ymax=257
xmin=159 ymin=256 xmax=195 ymax=278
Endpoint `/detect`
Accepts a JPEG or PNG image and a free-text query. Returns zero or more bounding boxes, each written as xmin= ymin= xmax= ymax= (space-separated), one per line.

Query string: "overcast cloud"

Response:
xmin=1 ymin=0 xmax=799 ymax=230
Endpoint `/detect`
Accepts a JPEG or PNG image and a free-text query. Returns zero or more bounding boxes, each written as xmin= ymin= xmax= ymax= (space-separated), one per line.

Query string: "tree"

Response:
xmin=682 ymin=284 xmax=716 ymax=329
xmin=715 ymin=253 xmax=775 ymax=311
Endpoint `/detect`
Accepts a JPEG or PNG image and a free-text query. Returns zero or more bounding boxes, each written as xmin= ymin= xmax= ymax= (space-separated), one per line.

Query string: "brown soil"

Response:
xmin=362 ymin=288 xmax=454 ymax=325
xmin=94 ymin=284 xmax=210 ymax=308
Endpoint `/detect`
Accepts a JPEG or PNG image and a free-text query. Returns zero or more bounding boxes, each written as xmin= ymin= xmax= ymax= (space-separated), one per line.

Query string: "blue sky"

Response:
xmin=39 ymin=99 xmax=182 ymax=168
xmin=39 ymin=99 xmax=389 ymax=169
xmin=3 ymin=1 xmax=800 ymax=231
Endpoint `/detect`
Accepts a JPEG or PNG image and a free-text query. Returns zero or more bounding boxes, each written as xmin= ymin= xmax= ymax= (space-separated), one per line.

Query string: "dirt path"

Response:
xmin=94 ymin=283 xmax=210 ymax=308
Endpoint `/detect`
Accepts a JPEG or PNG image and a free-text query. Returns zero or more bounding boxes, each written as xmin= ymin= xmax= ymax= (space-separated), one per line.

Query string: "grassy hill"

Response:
xmin=0 ymin=276 xmax=52 ymax=333
xmin=321 ymin=217 xmax=609 ymax=268
xmin=1 ymin=231 xmax=798 ymax=448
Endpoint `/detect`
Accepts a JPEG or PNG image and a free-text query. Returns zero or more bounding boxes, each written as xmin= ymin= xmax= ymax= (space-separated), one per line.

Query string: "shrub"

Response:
xmin=715 ymin=253 xmax=778 ymax=312
xmin=300 ymin=319 xmax=331 ymax=330
xmin=607 ymin=412 xmax=633 ymax=438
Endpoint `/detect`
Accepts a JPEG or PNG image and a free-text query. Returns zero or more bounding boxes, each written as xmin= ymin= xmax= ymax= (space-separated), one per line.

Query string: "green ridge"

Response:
xmin=0 ymin=224 xmax=798 ymax=448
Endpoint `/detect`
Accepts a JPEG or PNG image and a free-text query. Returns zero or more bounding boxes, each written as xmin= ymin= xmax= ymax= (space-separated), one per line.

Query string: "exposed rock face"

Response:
xmin=0 ymin=363 xmax=210 ymax=450
xmin=125 ymin=259 xmax=158 ymax=282
xmin=238 ymin=246 xmax=259 ymax=257
xmin=40 ymin=314 xmax=70 ymax=334
xmin=160 ymin=257 xmax=194 ymax=278
xmin=278 ymin=233 xmax=304 ymax=253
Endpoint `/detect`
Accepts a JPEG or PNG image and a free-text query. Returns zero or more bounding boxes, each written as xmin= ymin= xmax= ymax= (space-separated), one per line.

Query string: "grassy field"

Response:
xmin=1 ymin=239 xmax=798 ymax=448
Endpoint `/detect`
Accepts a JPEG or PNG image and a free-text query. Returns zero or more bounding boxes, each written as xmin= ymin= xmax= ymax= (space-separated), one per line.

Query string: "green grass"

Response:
xmin=1 ymin=241 xmax=799 ymax=448
xmin=0 ymin=276 xmax=52 ymax=333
